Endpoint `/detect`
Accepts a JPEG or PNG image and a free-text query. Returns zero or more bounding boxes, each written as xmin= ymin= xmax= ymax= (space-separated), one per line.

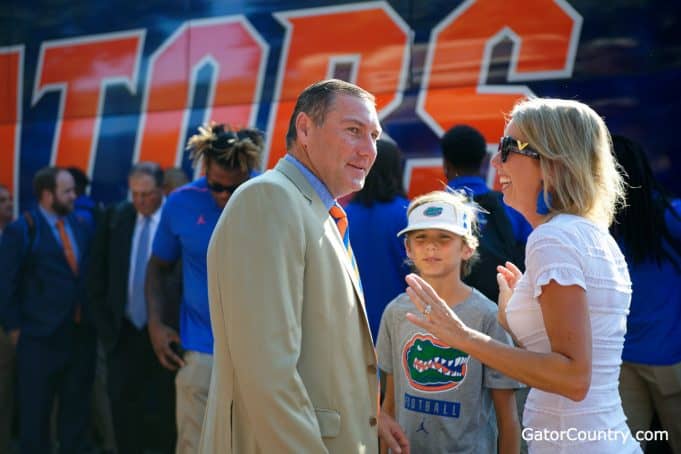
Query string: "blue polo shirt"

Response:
xmin=152 ymin=177 xmax=222 ymax=354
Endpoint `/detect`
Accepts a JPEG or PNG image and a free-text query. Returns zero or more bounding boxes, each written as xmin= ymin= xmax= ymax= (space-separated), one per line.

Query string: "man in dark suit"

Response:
xmin=89 ymin=162 xmax=175 ymax=454
xmin=0 ymin=166 xmax=96 ymax=454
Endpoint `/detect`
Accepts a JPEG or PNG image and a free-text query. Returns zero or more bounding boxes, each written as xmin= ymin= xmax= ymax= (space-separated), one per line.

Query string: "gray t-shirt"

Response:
xmin=377 ymin=289 xmax=522 ymax=454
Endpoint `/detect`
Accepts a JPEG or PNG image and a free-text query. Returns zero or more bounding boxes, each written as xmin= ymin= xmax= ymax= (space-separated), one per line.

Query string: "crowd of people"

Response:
xmin=0 ymin=79 xmax=678 ymax=454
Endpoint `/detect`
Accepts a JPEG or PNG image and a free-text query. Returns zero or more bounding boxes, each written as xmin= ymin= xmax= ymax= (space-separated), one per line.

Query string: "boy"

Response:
xmin=377 ymin=190 xmax=521 ymax=453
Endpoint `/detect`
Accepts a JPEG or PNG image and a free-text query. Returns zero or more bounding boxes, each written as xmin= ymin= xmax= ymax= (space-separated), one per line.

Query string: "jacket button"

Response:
xmin=369 ymin=416 xmax=377 ymax=427
xmin=367 ymin=364 xmax=377 ymax=374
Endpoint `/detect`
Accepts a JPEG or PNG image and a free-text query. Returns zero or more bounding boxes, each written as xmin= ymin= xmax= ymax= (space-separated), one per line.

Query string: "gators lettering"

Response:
xmin=1 ymin=3 xmax=580 ymax=205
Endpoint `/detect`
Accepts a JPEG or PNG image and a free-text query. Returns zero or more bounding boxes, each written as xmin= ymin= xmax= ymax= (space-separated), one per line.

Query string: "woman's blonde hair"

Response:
xmin=405 ymin=190 xmax=479 ymax=277
xmin=509 ymin=97 xmax=625 ymax=226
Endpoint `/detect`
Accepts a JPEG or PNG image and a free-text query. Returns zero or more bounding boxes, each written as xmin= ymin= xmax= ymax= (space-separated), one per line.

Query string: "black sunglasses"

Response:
xmin=206 ymin=180 xmax=243 ymax=194
xmin=498 ymin=136 xmax=541 ymax=163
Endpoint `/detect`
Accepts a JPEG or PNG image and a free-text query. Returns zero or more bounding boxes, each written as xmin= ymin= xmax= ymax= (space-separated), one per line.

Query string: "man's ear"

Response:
xmin=295 ymin=111 xmax=311 ymax=142
xmin=40 ymin=189 xmax=53 ymax=206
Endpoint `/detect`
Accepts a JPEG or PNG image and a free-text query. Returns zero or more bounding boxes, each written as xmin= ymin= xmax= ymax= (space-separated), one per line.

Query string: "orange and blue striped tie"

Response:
xmin=329 ymin=203 xmax=362 ymax=286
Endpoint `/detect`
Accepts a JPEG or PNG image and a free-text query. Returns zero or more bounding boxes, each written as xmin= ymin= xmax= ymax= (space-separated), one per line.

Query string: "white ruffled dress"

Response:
xmin=506 ymin=214 xmax=642 ymax=453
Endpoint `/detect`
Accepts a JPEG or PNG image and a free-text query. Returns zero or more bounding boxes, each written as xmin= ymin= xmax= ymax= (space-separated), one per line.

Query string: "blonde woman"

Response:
xmin=405 ymin=98 xmax=641 ymax=453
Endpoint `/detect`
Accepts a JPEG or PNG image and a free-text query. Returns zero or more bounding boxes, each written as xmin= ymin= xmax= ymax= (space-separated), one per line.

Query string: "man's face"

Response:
xmin=205 ymin=162 xmax=250 ymax=209
xmin=299 ymin=93 xmax=381 ymax=198
xmin=0 ymin=187 xmax=13 ymax=223
xmin=129 ymin=173 xmax=163 ymax=216
xmin=51 ymin=170 xmax=77 ymax=216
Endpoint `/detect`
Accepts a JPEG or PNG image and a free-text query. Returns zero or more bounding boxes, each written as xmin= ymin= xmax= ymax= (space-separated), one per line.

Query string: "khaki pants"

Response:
xmin=619 ymin=360 xmax=681 ymax=452
xmin=175 ymin=351 xmax=212 ymax=454
xmin=0 ymin=327 xmax=15 ymax=453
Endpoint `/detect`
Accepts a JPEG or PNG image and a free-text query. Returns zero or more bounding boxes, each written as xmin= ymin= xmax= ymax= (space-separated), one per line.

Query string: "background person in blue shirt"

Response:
xmin=346 ymin=138 xmax=409 ymax=342
xmin=146 ymin=123 xmax=263 ymax=454
xmin=611 ymin=135 xmax=681 ymax=454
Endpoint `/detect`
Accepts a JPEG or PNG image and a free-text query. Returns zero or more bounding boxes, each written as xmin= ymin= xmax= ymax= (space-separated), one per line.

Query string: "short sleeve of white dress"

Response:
xmin=525 ymin=221 xmax=587 ymax=298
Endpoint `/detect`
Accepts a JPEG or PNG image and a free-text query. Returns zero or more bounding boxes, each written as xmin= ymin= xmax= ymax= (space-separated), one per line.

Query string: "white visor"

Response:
xmin=397 ymin=201 xmax=471 ymax=237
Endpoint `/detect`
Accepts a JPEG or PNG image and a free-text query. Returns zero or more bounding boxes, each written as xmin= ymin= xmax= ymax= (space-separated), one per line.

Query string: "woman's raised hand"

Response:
xmin=496 ymin=261 xmax=522 ymax=331
xmin=404 ymin=273 xmax=469 ymax=349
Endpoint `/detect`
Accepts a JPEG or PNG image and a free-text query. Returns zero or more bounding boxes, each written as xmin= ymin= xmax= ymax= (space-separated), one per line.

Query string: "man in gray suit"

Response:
xmin=200 ymin=79 xmax=408 ymax=453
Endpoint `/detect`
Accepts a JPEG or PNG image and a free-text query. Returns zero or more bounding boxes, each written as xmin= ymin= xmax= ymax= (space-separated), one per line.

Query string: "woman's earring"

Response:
xmin=536 ymin=182 xmax=552 ymax=215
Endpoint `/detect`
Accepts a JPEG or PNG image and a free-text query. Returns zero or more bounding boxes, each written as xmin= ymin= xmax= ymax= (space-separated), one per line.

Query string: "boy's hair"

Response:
xmin=405 ymin=190 xmax=480 ymax=277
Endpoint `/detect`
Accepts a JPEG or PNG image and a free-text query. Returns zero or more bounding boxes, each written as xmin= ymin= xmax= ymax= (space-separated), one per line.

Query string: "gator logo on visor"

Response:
xmin=423 ymin=206 xmax=443 ymax=217
xmin=402 ymin=334 xmax=469 ymax=392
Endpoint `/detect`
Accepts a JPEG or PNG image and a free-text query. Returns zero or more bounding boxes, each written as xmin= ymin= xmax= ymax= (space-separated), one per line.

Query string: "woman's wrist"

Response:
xmin=455 ymin=320 xmax=478 ymax=350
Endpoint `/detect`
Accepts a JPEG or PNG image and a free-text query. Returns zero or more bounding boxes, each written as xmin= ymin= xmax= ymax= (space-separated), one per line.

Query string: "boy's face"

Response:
xmin=405 ymin=228 xmax=473 ymax=280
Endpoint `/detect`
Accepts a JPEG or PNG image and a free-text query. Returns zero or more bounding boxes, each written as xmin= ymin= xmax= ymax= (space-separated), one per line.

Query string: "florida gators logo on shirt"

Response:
xmin=402 ymin=333 xmax=469 ymax=392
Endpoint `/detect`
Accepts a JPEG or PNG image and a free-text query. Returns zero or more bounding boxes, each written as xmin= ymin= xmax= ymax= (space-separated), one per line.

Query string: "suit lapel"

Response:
xmin=275 ymin=159 xmax=317 ymax=207
xmin=111 ymin=204 xmax=136 ymax=291
xmin=120 ymin=204 xmax=136 ymax=261
xmin=35 ymin=210 xmax=62 ymax=253
xmin=36 ymin=209 xmax=77 ymax=272
xmin=275 ymin=159 xmax=369 ymax=318
xmin=325 ymin=219 xmax=366 ymax=307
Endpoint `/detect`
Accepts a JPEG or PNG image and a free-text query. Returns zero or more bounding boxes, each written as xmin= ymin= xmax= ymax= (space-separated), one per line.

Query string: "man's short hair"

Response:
xmin=440 ymin=125 xmax=487 ymax=172
xmin=285 ymin=79 xmax=375 ymax=150
xmin=33 ymin=166 xmax=63 ymax=199
xmin=163 ymin=167 xmax=189 ymax=192
xmin=128 ymin=161 xmax=163 ymax=187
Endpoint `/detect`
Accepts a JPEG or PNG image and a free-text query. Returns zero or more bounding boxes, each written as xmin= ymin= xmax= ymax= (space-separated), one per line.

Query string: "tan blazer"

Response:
xmin=199 ymin=158 xmax=379 ymax=453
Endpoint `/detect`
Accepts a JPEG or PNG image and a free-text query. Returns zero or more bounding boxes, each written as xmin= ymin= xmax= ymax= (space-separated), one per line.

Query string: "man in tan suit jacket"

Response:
xmin=200 ymin=79 xmax=408 ymax=453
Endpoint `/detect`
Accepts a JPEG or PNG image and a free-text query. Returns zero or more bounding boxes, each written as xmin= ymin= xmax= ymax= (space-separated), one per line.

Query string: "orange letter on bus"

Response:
xmin=33 ymin=31 xmax=144 ymax=175
xmin=264 ymin=3 xmax=410 ymax=168
xmin=135 ymin=17 xmax=267 ymax=169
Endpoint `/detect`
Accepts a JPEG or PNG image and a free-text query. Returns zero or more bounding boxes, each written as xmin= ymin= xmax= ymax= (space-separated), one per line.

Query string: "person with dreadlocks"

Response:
xmin=146 ymin=122 xmax=263 ymax=454
xmin=611 ymin=135 xmax=681 ymax=453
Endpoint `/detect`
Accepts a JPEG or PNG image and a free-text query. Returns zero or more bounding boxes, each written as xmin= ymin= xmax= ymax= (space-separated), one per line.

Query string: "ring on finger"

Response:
xmin=424 ymin=304 xmax=432 ymax=316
